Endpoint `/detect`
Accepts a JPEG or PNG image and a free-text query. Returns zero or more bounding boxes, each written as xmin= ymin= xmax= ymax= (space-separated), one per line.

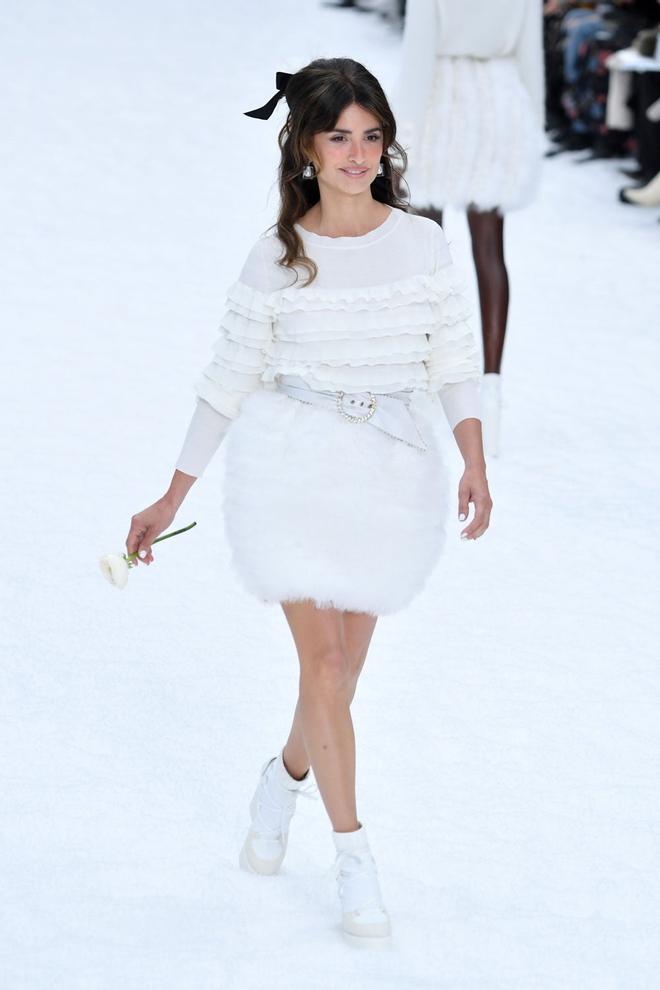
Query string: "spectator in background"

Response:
xmin=547 ymin=1 xmax=606 ymax=151
xmin=391 ymin=0 xmax=544 ymax=457
xmin=544 ymin=0 xmax=659 ymax=159
xmin=618 ymin=72 xmax=660 ymax=204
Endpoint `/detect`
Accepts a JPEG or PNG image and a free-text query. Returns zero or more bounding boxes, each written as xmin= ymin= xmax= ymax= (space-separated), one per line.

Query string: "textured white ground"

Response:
xmin=2 ymin=2 xmax=659 ymax=988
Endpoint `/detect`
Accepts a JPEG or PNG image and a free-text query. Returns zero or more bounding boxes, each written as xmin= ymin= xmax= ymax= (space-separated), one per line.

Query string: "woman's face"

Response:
xmin=309 ymin=102 xmax=384 ymax=195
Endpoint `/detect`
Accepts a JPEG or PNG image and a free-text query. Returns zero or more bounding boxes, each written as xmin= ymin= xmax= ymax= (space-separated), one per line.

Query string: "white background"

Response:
xmin=2 ymin=1 xmax=659 ymax=987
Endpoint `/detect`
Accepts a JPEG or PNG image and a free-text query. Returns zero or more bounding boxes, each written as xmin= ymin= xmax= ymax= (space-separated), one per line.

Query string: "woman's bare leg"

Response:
xmin=280 ymin=601 xmax=378 ymax=833
xmin=466 ymin=207 xmax=509 ymax=374
xmin=282 ymin=608 xmax=378 ymax=779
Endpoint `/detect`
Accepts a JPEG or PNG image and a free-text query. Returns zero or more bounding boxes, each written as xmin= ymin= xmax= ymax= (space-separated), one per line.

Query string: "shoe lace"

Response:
xmin=252 ymin=762 xmax=318 ymax=837
xmin=334 ymin=848 xmax=376 ymax=882
xmin=331 ymin=849 xmax=384 ymax=910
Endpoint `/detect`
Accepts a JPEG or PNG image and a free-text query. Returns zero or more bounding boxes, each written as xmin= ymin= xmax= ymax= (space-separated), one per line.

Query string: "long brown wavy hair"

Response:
xmin=268 ymin=57 xmax=409 ymax=287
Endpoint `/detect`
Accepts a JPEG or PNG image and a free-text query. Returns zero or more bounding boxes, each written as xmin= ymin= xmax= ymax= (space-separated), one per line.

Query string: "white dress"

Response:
xmin=391 ymin=0 xmax=545 ymax=212
xmin=175 ymin=208 xmax=482 ymax=616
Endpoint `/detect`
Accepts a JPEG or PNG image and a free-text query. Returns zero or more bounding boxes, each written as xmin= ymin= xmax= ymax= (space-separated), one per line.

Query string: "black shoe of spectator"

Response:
xmin=564 ymin=133 xmax=593 ymax=151
xmin=576 ymin=146 xmax=628 ymax=164
xmin=545 ymin=133 xmax=593 ymax=157
xmin=576 ymin=134 xmax=629 ymax=162
xmin=619 ymin=165 xmax=650 ymax=181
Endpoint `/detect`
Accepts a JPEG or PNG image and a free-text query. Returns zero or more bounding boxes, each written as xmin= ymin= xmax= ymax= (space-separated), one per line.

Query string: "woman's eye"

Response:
xmin=330 ymin=134 xmax=381 ymax=142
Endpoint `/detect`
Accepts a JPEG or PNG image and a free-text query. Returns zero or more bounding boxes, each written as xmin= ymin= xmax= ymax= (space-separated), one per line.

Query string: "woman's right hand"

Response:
xmin=125 ymin=496 xmax=177 ymax=566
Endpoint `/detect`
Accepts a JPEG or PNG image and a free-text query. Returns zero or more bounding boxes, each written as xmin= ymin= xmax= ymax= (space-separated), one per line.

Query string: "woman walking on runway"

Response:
xmin=126 ymin=58 xmax=492 ymax=944
xmin=392 ymin=0 xmax=545 ymax=457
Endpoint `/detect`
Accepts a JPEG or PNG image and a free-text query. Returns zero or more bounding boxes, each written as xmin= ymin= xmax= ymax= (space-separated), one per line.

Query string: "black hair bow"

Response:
xmin=244 ymin=71 xmax=293 ymax=119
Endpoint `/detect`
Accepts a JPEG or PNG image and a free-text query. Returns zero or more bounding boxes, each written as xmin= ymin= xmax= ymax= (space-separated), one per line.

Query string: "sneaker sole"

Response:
xmin=341 ymin=929 xmax=392 ymax=949
xmin=238 ymin=793 xmax=288 ymax=875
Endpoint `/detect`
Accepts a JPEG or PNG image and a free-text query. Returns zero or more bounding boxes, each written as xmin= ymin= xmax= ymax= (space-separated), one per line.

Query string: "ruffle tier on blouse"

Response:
xmin=194 ymin=280 xmax=274 ymax=419
xmin=195 ymin=261 xmax=480 ymax=416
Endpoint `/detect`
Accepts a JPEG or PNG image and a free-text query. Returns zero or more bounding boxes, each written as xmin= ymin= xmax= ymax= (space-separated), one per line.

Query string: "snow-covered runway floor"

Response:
xmin=2 ymin=2 xmax=659 ymax=987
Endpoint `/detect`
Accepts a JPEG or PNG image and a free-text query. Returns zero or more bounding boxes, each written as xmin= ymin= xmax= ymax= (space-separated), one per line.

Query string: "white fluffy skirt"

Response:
xmin=407 ymin=55 xmax=544 ymax=213
xmin=221 ymin=390 xmax=450 ymax=616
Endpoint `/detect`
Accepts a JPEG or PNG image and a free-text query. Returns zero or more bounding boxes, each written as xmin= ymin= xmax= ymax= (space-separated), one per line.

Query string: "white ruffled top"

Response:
xmin=175 ymin=207 xmax=482 ymax=477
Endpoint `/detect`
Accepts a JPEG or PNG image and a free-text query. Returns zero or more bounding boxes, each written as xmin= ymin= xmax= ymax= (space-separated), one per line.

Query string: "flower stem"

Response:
xmin=153 ymin=521 xmax=197 ymax=544
xmin=125 ymin=521 xmax=197 ymax=561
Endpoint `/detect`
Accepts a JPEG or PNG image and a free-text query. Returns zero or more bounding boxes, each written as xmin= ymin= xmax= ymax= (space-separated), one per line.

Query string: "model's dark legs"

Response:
xmin=414 ymin=205 xmax=508 ymax=374
xmin=466 ymin=207 xmax=509 ymax=375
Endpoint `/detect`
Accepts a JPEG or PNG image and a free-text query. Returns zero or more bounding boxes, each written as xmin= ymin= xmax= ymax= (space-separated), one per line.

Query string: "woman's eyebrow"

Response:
xmin=329 ymin=127 xmax=382 ymax=134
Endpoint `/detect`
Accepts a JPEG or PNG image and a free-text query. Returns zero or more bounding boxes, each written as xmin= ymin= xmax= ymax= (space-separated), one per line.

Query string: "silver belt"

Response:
xmin=275 ymin=375 xmax=429 ymax=451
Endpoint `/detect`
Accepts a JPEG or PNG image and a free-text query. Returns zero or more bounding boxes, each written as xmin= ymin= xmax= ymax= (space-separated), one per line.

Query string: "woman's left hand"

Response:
xmin=457 ymin=467 xmax=492 ymax=540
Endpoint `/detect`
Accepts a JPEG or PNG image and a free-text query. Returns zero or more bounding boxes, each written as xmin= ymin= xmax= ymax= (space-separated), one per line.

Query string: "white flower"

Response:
xmin=99 ymin=552 xmax=131 ymax=589
xmin=98 ymin=520 xmax=197 ymax=590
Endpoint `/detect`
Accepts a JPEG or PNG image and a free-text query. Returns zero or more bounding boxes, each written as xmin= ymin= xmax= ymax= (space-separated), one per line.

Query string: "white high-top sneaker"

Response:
xmin=332 ymin=823 xmax=391 ymax=943
xmin=621 ymin=170 xmax=660 ymax=207
xmin=239 ymin=751 xmax=316 ymax=875
xmin=480 ymin=372 xmax=502 ymax=457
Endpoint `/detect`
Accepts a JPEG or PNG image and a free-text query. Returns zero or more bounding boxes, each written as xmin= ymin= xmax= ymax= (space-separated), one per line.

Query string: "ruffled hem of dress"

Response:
xmin=265 ymin=317 xmax=473 ymax=366
xmin=194 ymin=377 xmax=245 ymax=419
xmin=207 ymin=336 xmax=267 ymax=373
xmin=267 ymin=263 xmax=468 ymax=314
xmin=261 ymin=363 xmax=429 ymax=393
xmin=426 ymin=327 xmax=481 ymax=387
xmin=224 ymin=279 xmax=276 ymax=321
xmin=222 ymin=264 xmax=471 ymax=324
xmin=267 ymin=333 xmax=429 ymax=366
xmin=195 ymin=367 xmax=263 ymax=404
xmin=272 ymin=293 xmax=470 ymax=340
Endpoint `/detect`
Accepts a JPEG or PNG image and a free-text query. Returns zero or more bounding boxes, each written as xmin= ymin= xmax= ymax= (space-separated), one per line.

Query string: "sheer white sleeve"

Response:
xmin=174 ymin=398 xmax=232 ymax=478
xmin=425 ymin=224 xmax=482 ymax=430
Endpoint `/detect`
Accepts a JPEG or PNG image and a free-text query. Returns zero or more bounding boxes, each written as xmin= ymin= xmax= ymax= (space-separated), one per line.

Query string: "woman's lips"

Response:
xmin=340 ymin=168 xmax=368 ymax=177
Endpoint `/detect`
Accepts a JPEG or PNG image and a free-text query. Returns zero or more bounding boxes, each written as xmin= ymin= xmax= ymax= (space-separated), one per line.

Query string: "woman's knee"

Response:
xmin=299 ymin=644 xmax=353 ymax=696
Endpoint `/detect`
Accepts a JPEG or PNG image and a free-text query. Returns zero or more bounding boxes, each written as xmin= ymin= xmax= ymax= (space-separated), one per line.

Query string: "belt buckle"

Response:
xmin=336 ymin=390 xmax=377 ymax=423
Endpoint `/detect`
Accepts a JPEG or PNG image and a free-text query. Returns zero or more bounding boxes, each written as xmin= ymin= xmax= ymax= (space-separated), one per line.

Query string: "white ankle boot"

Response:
xmin=239 ymin=751 xmax=316 ymax=875
xmin=621 ymin=170 xmax=660 ymax=207
xmin=480 ymin=372 xmax=502 ymax=457
xmin=332 ymin=823 xmax=391 ymax=942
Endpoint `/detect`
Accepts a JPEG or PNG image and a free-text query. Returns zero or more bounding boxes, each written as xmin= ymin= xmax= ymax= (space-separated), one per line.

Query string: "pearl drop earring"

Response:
xmin=376 ymin=162 xmax=384 ymax=176
xmin=302 ymin=162 xmax=316 ymax=179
